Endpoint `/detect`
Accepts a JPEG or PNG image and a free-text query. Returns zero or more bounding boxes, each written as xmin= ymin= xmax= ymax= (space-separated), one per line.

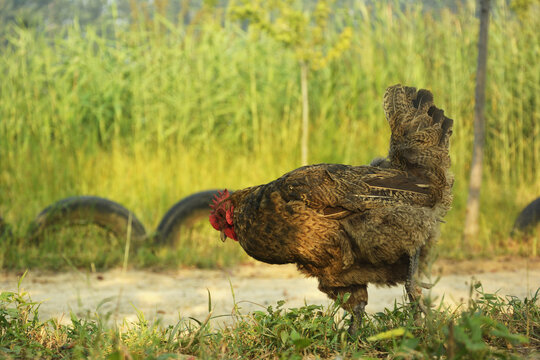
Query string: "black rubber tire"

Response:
xmin=155 ymin=189 xmax=222 ymax=244
xmin=28 ymin=196 xmax=147 ymax=242
xmin=512 ymin=197 xmax=540 ymax=234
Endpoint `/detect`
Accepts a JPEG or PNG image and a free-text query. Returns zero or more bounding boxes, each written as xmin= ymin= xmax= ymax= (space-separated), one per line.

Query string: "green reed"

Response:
xmin=0 ymin=0 xmax=538 ymax=269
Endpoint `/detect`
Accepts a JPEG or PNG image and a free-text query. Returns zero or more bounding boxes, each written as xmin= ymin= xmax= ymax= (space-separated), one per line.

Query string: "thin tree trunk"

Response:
xmin=464 ymin=0 xmax=490 ymax=243
xmin=300 ymin=61 xmax=309 ymax=166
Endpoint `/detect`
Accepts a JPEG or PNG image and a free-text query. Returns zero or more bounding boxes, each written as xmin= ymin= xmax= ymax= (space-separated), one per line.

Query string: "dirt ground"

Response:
xmin=1 ymin=257 xmax=539 ymax=328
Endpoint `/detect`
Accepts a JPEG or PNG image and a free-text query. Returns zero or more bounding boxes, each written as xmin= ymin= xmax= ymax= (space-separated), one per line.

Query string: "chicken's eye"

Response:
xmin=217 ymin=208 xmax=226 ymax=218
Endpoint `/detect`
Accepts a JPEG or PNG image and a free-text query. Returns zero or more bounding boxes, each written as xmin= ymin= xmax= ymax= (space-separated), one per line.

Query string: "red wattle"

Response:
xmin=224 ymin=227 xmax=238 ymax=241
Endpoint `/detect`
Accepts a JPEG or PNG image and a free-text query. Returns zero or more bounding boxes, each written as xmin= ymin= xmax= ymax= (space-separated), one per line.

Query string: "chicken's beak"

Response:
xmin=220 ymin=231 xmax=227 ymax=242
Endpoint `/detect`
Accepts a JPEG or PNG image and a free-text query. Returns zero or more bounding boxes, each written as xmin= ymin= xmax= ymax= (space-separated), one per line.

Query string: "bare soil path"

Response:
xmin=1 ymin=257 xmax=538 ymax=327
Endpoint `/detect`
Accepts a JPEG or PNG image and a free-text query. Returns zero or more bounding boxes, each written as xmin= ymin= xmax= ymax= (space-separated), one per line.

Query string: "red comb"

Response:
xmin=209 ymin=189 xmax=230 ymax=210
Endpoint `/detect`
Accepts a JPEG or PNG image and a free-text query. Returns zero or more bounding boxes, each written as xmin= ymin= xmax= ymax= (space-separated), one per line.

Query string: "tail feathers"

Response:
xmin=383 ymin=84 xmax=453 ymax=204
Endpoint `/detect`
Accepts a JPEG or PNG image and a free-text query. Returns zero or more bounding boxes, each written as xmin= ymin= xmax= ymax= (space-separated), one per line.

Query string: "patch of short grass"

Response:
xmin=1 ymin=276 xmax=537 ymax=359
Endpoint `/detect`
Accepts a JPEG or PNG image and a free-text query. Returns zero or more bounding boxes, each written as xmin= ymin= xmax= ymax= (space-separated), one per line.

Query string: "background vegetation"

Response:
xmin=0 ymin=0 xmax=538 ymax=270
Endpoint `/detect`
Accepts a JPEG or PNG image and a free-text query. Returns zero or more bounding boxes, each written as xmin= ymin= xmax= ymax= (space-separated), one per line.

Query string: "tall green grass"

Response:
xmin=0 ymin=0 xmax=538 ymax=269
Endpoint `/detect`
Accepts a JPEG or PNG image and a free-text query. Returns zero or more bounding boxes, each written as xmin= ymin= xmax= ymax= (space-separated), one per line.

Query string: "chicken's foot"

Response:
xmin=405 ymin=249 xmax=428 ymax=316
xmin=348 ymin=301 xmax=367 ymax=336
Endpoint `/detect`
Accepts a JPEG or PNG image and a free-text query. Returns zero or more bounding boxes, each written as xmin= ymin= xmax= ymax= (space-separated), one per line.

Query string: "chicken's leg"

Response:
xmin=320 ymin=283 xmax=368 ymax=335
xmin=405 ymin=249 xmax=428 ymax=315
xmin=347 ymin=285 xmax=368 ymax=335
xmin=348 ymin=300 xmax=367 ymax=335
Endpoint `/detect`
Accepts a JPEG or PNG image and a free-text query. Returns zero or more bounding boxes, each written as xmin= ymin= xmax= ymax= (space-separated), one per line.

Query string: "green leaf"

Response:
xmin=292 ymin=338 xmax=312 ymax=351
xmin=280 ymin=330 xmax=289 ymax=344
xmin=367 ymin=327 xmax=412 ymax=342
xmin=207 ymin=288 xmax=212 ymax=313
xmin=6 ymin=308 xmax=19 ymax=318
xmin=490 ymin=329 xmax=529 ymax=344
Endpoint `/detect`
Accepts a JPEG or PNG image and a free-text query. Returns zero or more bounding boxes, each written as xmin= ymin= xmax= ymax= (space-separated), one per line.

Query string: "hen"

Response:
xmin=209 ymin=84 xmax=453 ymax=330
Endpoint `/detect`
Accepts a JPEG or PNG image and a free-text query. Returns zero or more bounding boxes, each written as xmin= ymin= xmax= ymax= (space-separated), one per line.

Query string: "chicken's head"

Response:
xmin=209 ymin=189 xmax=238 ymax=241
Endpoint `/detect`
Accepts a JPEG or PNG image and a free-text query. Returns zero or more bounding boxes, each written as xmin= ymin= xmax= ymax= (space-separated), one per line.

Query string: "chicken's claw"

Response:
xmin=418 ymin=281 xmax=434 ymax=289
